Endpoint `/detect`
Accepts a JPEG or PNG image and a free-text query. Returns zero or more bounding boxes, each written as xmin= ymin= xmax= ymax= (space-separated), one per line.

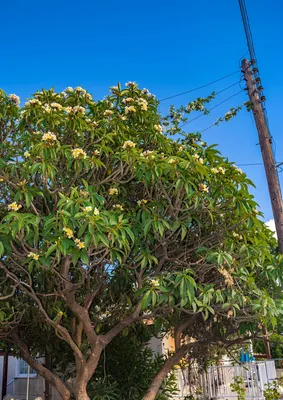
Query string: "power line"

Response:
xmin=238 ymin=0 xmax=281 ymax=199
xmin=236 ymin=162 xmax=283 ymax=172
xmin=238 ymin=0 xmax=257 ymax=62
xmin=180 ymin=89 xmax=244 ymax=128
xmin=238 ymin=0 xmax=276 ymax=157
xmin=237 ymin=162 xmax=264 ymax=166
xmin=159 ymin=70 xmax=240 ymax=102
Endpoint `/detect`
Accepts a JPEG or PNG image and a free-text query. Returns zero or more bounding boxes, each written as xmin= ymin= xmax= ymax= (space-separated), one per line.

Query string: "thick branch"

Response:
xmin=102 ymin=302 xmax=142 ymax=346
xmin=9 ymin=330 xmax=71 ymax=400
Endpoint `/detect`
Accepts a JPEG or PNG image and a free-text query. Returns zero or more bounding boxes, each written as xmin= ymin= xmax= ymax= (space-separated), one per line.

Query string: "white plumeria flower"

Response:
xmin=154 ymin=124 xmax=162 ymax=133
xmin=122 ymin=140 xmax=136 ymax=150
xmin=9 ymin=94 xmax=20 ymax=105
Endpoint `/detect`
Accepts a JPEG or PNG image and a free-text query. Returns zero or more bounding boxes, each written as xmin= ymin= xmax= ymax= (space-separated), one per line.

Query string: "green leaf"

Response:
xmin=217 ymin=253 xmax=224 ymax=265
xmin=80 ymin=252 xmax=89 ymax=265
xmin=143 ymin=220 xmax=152 ymax=237
xmin=0 ymin=242 xmax=4 ymax=257
xmin=78 ymin=222 xmax=88 ymax=238
xmin=25 ymin=192 xmax=32 ymax=208
xmin=141 ymin=290 xmax=152 ymax=310
xmin=45 ymin=244 xmax=57 ymax=258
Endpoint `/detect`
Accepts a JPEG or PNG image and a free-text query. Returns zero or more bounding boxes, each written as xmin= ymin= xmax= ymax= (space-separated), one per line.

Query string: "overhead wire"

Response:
xmin=180 ymin=89 xmax=244 ymax=128
xmin=238 ymin=0 xmax=281 ymax=192
xmin=159 ymin=70 xmax=240 ymax=102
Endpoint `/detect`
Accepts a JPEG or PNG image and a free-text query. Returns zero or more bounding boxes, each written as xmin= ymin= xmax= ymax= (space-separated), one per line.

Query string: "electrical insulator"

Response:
xmin=255 ymin=77 xmax=261 ymax=84
xmin=258 ymin=85 xmax=264 ymax=92
xmin=261 ymin=95 xmax=266 ymax=101
xmin=250 ymin=59 xmax=256 ymax=65
xmin=252 ymin=67 xmax=259 ymax=74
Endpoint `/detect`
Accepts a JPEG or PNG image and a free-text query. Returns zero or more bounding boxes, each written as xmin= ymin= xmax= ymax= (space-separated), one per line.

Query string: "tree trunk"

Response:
xmin=143 ymin=346 xmax=187 ymax=400
xmin=75 ymin=380 xmax=90 ymax=400
xmin=74 ymin=345 xmax=103 ymax=400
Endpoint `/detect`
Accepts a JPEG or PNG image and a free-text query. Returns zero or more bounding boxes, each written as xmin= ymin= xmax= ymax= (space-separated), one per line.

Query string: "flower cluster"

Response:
xmin=42 ymin=132 xmax=57 ymax=143
xmin=233 ymin=165 xmax=243 ymax=174
xmin=43 ymin=104 xmax=51 ymax=113
xmin=8 ymin=202 xmax=22 ymax=211
xmin=211 ymin=166 xmax=225 ymax=174
xmin=125 ymin=81 xmax=136 ymax=87
xmin=50 ymin=102 xmax=63 ymax=110
xmin=193 ymin=154 xmax=204 ymax=164
xmin=154 ymin=124 xmax=162 ymax=133
xmin=103 ymin=110 xmax=114 ymax=117
xmin=80 ymin=190 xmax=88 ymax=198
xmin=122 ymin=140 xmax=136 ymax=150
xmin=93 ymin=150 xmax=100 ymax=156
xmin=110 ymin=85 xmax=119 ymax=92
xmin=24 ymin=151 xmax=31 ymax=158
xmin=28 ymin=252 xmax=39 ymax=261
xmin=141 ymin=88 xmax=152 ymax=97
xmin=125 ymin=106 xmax=136 ymax=114
xmin=122 ymin=97 xmax=134 ymax=104
xmin=150 ymin=279 xmax=159 ymax=287
xmin=168 ymin=158 xmax=178 ymax=165
xmin=109 ymin=187 xmax=118 ymax=196
xmin=75 ymin=86 xmax=87 ymax=94
xmin=72 ymin=148 xmax=87 ymax=159
xmin=86 ymin=120 xmax=98 ymax=127
xmin=137 ymin=98 xmax=148 ymax=111
xmin=198 ymin=183 xmax=209 ymax=193
xmin=232 ymin=232 xmax=243 ymax=240
xmin=26 ymin=99 xmax=41 ymax=106
xmin=84 ymin=206 xmax=92 ymax=212
xmin=219 ymin=267 xmax=234 ymax=287
xmin=141 ymin=150 xmax=154 ymax=158
xmin=113 ymin=204 xmax=124 ymax=211
xmin=63 ymin=227 xmax=74 ymax=239
xmin=9 ymin=94 xmax=20 ymax=105
xmin=74 ymin=238 xmax=85 ymax=249
xmin=118 ymin=114 xmax=127 ymax=121
xmin=137 ymin=199 xmax=148 ymax=206
xmin=65 ymin=106 xmax=85 ymax=114
xmin=73 ymin=106 xmax=85 ymax=114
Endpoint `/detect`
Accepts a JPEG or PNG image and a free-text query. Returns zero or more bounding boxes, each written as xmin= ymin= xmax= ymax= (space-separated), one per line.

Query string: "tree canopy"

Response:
xmin=0 ymin=83 xmax=282 ymax=400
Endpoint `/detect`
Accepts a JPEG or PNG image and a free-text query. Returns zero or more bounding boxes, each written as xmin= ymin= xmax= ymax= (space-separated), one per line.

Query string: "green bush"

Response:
xmin=88 ymin=334 xmax=178 ymax=400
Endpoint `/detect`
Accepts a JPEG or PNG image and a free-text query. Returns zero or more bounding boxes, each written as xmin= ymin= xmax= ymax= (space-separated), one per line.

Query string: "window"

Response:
xmin=16 ymin=359 xmax=37 ymax=377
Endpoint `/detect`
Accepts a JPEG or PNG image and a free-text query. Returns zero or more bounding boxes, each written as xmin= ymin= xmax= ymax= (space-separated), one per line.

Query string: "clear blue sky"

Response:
xmin=1 ymin=0 xmax=282 ymax=221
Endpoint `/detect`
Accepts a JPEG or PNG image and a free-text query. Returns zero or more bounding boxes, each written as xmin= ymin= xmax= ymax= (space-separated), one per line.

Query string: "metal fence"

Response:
xmin=174 ymin=360 xmax=279 ymax=399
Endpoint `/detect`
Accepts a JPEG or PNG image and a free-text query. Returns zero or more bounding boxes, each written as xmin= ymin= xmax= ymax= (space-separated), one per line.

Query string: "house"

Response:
xmin=0 ymin=355 xmax=60 ymax=400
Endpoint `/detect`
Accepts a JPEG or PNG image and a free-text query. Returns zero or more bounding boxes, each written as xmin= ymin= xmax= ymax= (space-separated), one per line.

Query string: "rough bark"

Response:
xmin=143 ymin=345 xmax=187 ymax=400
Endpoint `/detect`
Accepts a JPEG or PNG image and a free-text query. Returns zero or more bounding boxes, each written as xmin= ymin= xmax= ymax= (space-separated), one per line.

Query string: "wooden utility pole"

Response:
xmin=242 ymin=58 xmax=283 ymax=253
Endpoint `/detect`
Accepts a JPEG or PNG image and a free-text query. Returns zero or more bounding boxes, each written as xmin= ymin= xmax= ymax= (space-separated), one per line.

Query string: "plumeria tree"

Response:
xmin=0 ymin=83 xmax=282 ymax=400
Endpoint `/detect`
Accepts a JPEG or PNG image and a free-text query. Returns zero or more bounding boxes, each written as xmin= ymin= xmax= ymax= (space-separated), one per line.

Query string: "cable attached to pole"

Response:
xmin=159 ymin=71 xmax=240 ymax=102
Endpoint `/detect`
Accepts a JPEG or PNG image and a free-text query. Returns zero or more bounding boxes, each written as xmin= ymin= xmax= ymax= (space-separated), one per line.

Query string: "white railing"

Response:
xmin=174 ymin=360 xmax=279 ymax=399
